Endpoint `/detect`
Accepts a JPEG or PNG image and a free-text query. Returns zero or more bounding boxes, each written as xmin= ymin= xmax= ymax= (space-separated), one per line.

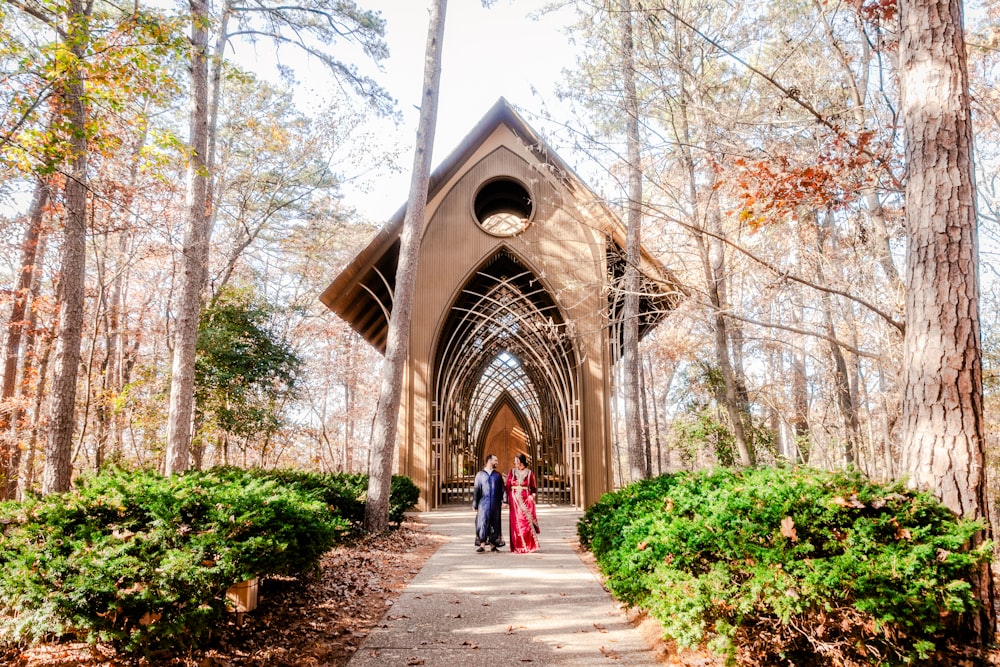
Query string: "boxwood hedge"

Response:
xmin=0 ymin=466 xmax=419 ymax=654
xmin=578 ymin=466 xmax=991 ymax=666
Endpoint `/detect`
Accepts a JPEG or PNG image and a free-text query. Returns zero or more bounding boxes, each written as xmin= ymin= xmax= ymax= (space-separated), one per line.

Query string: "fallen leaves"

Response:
xmin=600 ymin=645 xmax=620 ymax=659
xmin=780 ymin=516 xmax=797 ymax=542
xmin=831 ymin=494 xmax=866 ymax=509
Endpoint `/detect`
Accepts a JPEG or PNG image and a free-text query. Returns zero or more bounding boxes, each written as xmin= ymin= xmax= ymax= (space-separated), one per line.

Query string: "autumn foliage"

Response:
xmin=727 ymin=131 xmax=887 ymax=229
xmin=578 ymin=467 xmax=991 ymax=666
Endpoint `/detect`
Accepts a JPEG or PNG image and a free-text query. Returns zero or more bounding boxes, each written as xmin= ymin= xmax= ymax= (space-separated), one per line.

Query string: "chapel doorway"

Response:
xmin=481 ymin=399 xmax=530 ymax=476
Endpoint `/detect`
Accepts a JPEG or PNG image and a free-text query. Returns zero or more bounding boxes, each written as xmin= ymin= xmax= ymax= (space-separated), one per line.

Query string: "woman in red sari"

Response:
xmin=506 ymin=453 xmax=539 ymax=553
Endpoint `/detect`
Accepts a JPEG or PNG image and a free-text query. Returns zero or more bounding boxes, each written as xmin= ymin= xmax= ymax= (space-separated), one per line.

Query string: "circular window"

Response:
xmin=474 ymin=178 xmax=533 ymax=236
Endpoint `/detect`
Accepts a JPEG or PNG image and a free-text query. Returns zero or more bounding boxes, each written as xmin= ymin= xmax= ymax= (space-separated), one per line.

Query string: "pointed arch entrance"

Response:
xmin=432 ymin=249 xmax=579 ymax=505
xmin=479 ymin=397 xmax=530 ymax=469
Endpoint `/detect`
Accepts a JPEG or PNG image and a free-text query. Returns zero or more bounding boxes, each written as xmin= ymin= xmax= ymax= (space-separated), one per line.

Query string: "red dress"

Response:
xmin=506 ymin=468 xmax=539 ymax=553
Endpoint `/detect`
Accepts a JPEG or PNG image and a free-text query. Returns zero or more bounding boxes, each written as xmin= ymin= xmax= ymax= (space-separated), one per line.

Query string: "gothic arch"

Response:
xmin=432 ymin=247 xmax=579 ymax=505
xmin=477 ymin=392 xmax=532 ymax=470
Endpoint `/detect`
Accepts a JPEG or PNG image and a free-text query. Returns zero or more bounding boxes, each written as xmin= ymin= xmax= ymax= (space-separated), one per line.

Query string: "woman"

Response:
xmin=506 ymin=453 xmax=539 ymax=553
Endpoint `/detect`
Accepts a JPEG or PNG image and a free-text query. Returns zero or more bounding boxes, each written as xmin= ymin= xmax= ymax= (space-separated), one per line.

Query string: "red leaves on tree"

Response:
xmin=727 ymin=130 xmax=883 ymax=230
xmin=852 ymin=0 xmax=897 ymax=25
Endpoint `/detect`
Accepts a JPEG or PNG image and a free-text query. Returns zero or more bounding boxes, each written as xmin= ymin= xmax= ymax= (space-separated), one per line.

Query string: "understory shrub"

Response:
xmin=0 ymin=466 xmax=420 ymax=654
xmin=248 ymin=469 xmax=420 ymax=526
xmin=578 ymin=466 xmax=991 ymax=666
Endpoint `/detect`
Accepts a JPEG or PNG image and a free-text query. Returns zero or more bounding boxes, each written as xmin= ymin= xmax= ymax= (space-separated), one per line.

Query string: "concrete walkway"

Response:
xmin=347 ymin=505 xmax=664 ymax=666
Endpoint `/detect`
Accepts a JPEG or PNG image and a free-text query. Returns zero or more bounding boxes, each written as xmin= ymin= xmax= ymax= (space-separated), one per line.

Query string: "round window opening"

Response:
xmin=474 ymin=178 xmax=533 ymax=236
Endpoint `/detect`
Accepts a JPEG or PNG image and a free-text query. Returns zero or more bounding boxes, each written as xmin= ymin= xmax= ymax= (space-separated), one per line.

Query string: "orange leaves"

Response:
xmin=831 ymin=494 xmax=866 ymax=509
xmin=889 ymin=517 xmax=912 ymax=541
xmin=726 ymin=130 xmax=884 ymax=229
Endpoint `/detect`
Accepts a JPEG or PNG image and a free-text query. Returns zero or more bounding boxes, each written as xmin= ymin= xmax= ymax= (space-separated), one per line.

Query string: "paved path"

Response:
xmin=347 ymin=505 xmax=663 ymax=666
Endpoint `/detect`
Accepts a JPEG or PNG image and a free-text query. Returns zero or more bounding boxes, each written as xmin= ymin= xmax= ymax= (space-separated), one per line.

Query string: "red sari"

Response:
xmin=506 ymin=468 xmax=539 ymax=553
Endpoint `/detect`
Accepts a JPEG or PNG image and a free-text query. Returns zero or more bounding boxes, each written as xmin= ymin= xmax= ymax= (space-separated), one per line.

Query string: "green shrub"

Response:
xmin=239 ymin=468 xmax=369 ymax=528
xmin=0 ymin=466 xmax=420 ymax=654
xmin=578 ymin=466 xmax=991 ymax=666
xmin=233 ymin=469 xmax=420 ymax=527
xmin=390 ymin=475 xmax=420 ymax=524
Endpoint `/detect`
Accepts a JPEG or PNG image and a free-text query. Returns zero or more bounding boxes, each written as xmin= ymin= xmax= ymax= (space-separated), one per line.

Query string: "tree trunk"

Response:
xmin=898 ymin=0 xmax=995 ymax=642
xmin=42 ymin=2 xmax=89 ymax=494
xmin=814 ymin=212 xmax=861 ymax=466
xmin=364 ymin=0 xmax=447 ymax=532
xmin=20 ymin=330 xmax=53 ymax=497
xmin=700 ymin=205 xmax=754 ymax=467
xmin=94 ymin=124 xmax=145 ymax=472
xmin=165 ymin=0 xmax=212 ymax=476
xmin=644 ymin=351 xmax=669 ymax=475
xmin=1 ymin=179 xmax=49 ymax=499
xmin=672 ymin=30 xmax=754 ymax=468
xmin=790 ymin=340 xmax=809 ymax=462
xmin=620 ymin=0 xmax=647 ymax=482
xmin=639 ymin=349 xmax=652 ymax=476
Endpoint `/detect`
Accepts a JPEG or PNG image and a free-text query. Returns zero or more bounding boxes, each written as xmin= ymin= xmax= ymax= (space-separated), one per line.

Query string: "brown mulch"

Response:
xmin=0 ymin=517 xmax=447 ymax=667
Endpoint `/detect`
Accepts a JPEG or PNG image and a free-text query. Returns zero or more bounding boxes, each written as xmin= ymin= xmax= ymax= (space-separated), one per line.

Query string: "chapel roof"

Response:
xmin=320 ymin=98 xmax=680 ymax=352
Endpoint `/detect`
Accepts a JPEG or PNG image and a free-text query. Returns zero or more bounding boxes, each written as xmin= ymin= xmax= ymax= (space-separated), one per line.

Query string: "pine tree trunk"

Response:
xmin=165 ymin=0 xmax=211 ymax=475
xmin=898 ymin=0 xmax=995 ymax=642
xmin=813 ymin=213 xmax=861 ymax=466
xmin=364 ymin=0 xmax=447 ymax=532
xmin=42 ymin=2 xmax=89 ymax=494
xmin=620 ymin=0 xmax=647 ymax=482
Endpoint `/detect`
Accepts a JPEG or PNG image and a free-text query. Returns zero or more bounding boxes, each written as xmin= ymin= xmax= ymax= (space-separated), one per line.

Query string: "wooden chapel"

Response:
xmin=321 ymin=99 xmax=677 ymax=509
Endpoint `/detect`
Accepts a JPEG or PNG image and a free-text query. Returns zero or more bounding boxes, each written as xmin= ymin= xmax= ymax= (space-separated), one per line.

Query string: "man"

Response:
xmin=472 ymin=453 xmax=505 ymax=552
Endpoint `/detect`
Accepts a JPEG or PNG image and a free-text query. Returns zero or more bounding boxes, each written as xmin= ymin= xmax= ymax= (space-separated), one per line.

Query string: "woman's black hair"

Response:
xmin=516 ymin=453 xmax=529 ymax=466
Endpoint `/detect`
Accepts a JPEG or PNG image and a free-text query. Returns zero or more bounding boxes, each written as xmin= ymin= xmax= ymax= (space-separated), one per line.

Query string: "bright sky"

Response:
xmin=5 ymin=1 xmax=580 ymax=222
xmin=304 ymin=0 xmax=579 ymax=221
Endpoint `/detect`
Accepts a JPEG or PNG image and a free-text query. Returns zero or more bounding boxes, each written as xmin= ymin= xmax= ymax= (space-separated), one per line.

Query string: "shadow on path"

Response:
xmin=347 ymin=505 xmax=664 ymax=666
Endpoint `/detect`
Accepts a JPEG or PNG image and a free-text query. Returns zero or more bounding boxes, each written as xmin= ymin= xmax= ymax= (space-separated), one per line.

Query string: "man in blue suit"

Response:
xmin=473 ymin=453 xmax=505 ymax=552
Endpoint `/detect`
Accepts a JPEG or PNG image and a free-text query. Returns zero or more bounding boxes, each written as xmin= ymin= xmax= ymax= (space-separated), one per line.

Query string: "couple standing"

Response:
xmin=472 ymin=453 xmax=540 ymax=554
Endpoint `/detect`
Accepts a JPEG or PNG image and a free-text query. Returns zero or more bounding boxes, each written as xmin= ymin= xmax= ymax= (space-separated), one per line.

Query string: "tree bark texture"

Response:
xmin=43 ymin=2 xmax=89 ymax=494
xmin=898 ymin=0 xmax=994 ymax=641
xmin=620 ymin=0 xmax=648 ymax=482
xmin=166 ymin=0 xmax=212 ymax=476
xmin=1 ymin=179 xmax=49 ymax=498
xmin=364 ymin=0 xmax=446 ymax=532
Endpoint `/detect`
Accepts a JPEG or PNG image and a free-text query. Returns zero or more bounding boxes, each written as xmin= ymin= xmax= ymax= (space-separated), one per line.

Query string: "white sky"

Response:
xmin=289 ymin=0 xmax=580 ymax=221
xmin=5 ymin=1 xmax=581 ymax=222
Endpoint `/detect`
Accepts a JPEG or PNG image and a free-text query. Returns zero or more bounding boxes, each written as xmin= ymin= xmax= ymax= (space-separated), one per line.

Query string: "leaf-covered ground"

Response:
xmin=0 ymin=518 xmax=447 ymax=667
